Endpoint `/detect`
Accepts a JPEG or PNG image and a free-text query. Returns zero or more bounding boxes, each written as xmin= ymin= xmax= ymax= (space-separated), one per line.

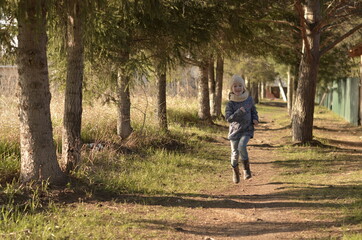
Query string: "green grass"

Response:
xmin=1 ymin=97 xmax=361 ymax=239
xmin=343 ymin=233 xmax=362 ymax=240
xmin=0 ymin=96 xmax=230 ymax=239
xmin=0 ymin=140 xmax=20 ymax=185
xmin=0 ymin=201 xmax=190 ymax=239
xmin=265 ymin=102 xmax=362 ymax=238
xmin=72 ymin=128 xmax=227 ymax=196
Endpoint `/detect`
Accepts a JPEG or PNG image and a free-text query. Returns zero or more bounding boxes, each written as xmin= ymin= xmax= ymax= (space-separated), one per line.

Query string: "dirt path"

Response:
xmin=70 ymin=102 xmax=361 ymax=240
xmin=160 ymin=103 xmax=362 ymax=240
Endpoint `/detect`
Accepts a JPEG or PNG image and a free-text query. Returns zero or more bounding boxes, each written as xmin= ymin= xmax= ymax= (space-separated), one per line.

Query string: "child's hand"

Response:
xmin=239 ymin=107 xmax=246 ymax=112
xmin=253 ymin=119 xmax=259 ymax=126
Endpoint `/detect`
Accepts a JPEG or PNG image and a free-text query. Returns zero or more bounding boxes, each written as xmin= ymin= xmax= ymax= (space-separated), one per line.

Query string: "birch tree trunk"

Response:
xmin=198 ymin=60 xmax=211 ymax=121
xmin=215 ymin=55 xmax=224 ymax=117
xmin=117 ymin=57 xmax=133 ymax=139
xmin=208 ymin=57 xmax=216 ymax=117
xmin=292 ymin=0 xmax=321 ymax=143
xmin=61 ymin=0 xmax=84 ymax=173
xmin=156 ymin=67 xmax=168 ymax=131
xmin=17 ymin=0 xmax=66 ymax=184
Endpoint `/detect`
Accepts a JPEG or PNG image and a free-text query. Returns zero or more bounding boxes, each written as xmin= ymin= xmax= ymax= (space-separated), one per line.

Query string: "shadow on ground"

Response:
xmin=259 ymin=101 xmax=287 ymax=108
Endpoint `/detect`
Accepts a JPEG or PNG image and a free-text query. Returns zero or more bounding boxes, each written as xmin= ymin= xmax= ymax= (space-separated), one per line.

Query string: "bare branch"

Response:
xmin=182 ymin=56 xmax=201 ymax=66
xmin=295 ymin=0 xmax=312 ymax=60
xmin=313 ymin=0 xmax=349 ymax=33
xmin=244 ymin=18 xmax=301 ymax=31
xmin=320 ymin=23 xmax=362 ymax=56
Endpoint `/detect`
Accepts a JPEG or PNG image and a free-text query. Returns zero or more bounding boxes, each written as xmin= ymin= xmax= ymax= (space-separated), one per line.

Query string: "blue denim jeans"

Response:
xmin=230 ymin=135 xmax=251 ymax=167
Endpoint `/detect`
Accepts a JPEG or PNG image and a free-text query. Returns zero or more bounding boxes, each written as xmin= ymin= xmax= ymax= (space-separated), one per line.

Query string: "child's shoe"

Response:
xmin=243 ymin=169 xmax=251 ymax=180
xmin=241 ymin=160 xmax=252 ymax=180
xmin=232 ymin=165 xmax=240 ymax=183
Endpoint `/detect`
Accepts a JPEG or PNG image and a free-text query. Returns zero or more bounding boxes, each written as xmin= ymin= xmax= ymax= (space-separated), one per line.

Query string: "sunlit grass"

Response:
xmin=0 ymin=92 xmax=229 ymax=239
xmin=1 ymin=95 xmax=361 ymax=239
xmin=0 ymin=202 xmax=189 ymax=239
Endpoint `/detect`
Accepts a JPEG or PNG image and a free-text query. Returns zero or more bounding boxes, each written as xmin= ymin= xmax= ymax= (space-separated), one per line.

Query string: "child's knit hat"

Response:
xmin=228 ymin=74 xmax=249 ymax=102
xmin=229 ymin=75 xmax=246 ymax=93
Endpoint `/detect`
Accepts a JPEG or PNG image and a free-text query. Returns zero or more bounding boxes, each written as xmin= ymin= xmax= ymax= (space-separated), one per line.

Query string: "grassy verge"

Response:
xmin=0 ymin=96 xmax=230 ymax=239
xmin=1 ymin=97 xmax=361 ymax=239
xmin=264 ymin=103 xmax=362 ymax=239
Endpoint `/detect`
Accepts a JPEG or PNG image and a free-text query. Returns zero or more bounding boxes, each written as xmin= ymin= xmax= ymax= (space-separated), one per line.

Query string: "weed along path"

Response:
xmin=109 ymin=100 xmax=361 ymax=240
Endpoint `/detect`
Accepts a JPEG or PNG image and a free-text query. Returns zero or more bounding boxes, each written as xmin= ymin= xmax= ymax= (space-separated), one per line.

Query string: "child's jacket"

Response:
xmin=225 ymin=96 xmax=259 ymax=140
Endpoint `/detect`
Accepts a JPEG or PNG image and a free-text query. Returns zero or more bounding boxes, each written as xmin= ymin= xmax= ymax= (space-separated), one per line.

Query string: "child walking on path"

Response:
xmin=225 ymin=75 xmax=259 ymax=183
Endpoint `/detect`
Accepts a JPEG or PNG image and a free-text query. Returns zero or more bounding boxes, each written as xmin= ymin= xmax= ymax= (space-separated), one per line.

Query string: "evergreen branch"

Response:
xmin=320 ymin=23 xmax=362 ymax=56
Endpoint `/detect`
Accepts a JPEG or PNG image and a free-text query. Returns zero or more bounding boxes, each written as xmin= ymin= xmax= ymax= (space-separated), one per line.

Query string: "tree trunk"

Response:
xmin=250 ymin=81 xmax=259 ymax=104
xmin=208 ymin=57 xmax=216 ymax=117
xmin=17 ymin=0 xmax=66 ymax=184
xmin=292 ymin=0 xmax=321 ymax=143
xmin=215 ymin=55 xmax=224 ymax=117
xmin=359 ymin=55 xmax=362 ymax=125
xmin=61 ymin=0 xmax=84 ymax=173
xmin=156 ymin=67 xmax=168 ymax=131
xmin=292 ymin=65 xmax=299 ymax=112
xmin=117 ymin=54 xmax=133 ymax=139
xmin=198 ymin=60 xmax=211 ymax=121
xmin=287 ymin=66 xmax=293 ymax=116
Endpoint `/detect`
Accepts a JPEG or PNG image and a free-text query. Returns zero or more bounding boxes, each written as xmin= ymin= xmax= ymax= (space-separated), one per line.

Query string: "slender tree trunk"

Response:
xmin=17 ymin=0 xmax=66 ymax=184
xmin=359 ymin=55 xmax=362 ymax=125
xmin=215 ymin=55 xmax=224 ymax=117
xmin=292 ymin=65 xmax=299 ymax=112
xmin=287 ymin=66 xmax=293 ymax=116
xmin=198 ymin=60 xmax=211 ymax=121
xmin=156 ymin=66 xmax=168 ymax=131
xmin=117 ymin=54 xmax=133 ymax=139
xmin=208 ymin=57 xmax=216 ymax=117
xmin=250 ymin=82 xmax=259 ymax=104
xmin=61 ymin=0 xmax=84 ymax=173
xmin=292 ymin=0 xmax=321 ymax=143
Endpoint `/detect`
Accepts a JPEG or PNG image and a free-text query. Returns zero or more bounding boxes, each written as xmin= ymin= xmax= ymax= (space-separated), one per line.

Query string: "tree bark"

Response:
xmin=208 ymin=57 xmax=216 ymax=117
xmin=214 ymin=56 xmax=224 ymax=117
xmin=292 ymin=0 xmax=321 ymax=143
xmin=117 ymin=55 xmax=133 ymax=139
xmin=250 ymin=81 xmax=259 ymax=104
xmin=156 ymin=67 xmax=168 ymax=131
xmin=359 ymin=56 xmax=362 ymax=126
xmin=198 ymin=60 xmax=211 ymax=121
xmin=17 ymin=0 xmax=66 ymax=184
xmin=260 ymin=82 xmax=265 ymax=99
xmin=287 ymin=66 xmax=293 ymax=116
xmin=61 ymin=0 xmax=84 ymax=173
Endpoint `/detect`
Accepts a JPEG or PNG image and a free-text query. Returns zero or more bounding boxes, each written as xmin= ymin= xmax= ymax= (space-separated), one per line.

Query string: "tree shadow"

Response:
xmin=319 ymin=137 xmax=362 ymax=149
xmin=51 ymin=178 xmax=361 ymax=211
xmin=259 ymin=101 xmax=287 ymax=108
xmin=272 ymin=156 xmax=361 ymax=174
xmin=52 ymin=179 xmax=360 ymax=238
xmin=3 ymin=169 xmax=359 ymax=239
xmin=248 ymin=143 xmax=280 ymax=148
xmin=313 ymin=125 xmax=342 ymax=132
xmin=132 ymin=218 xmax=347 ymax=238
xmin=257 ymin=124 xmax=291 ymax=131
